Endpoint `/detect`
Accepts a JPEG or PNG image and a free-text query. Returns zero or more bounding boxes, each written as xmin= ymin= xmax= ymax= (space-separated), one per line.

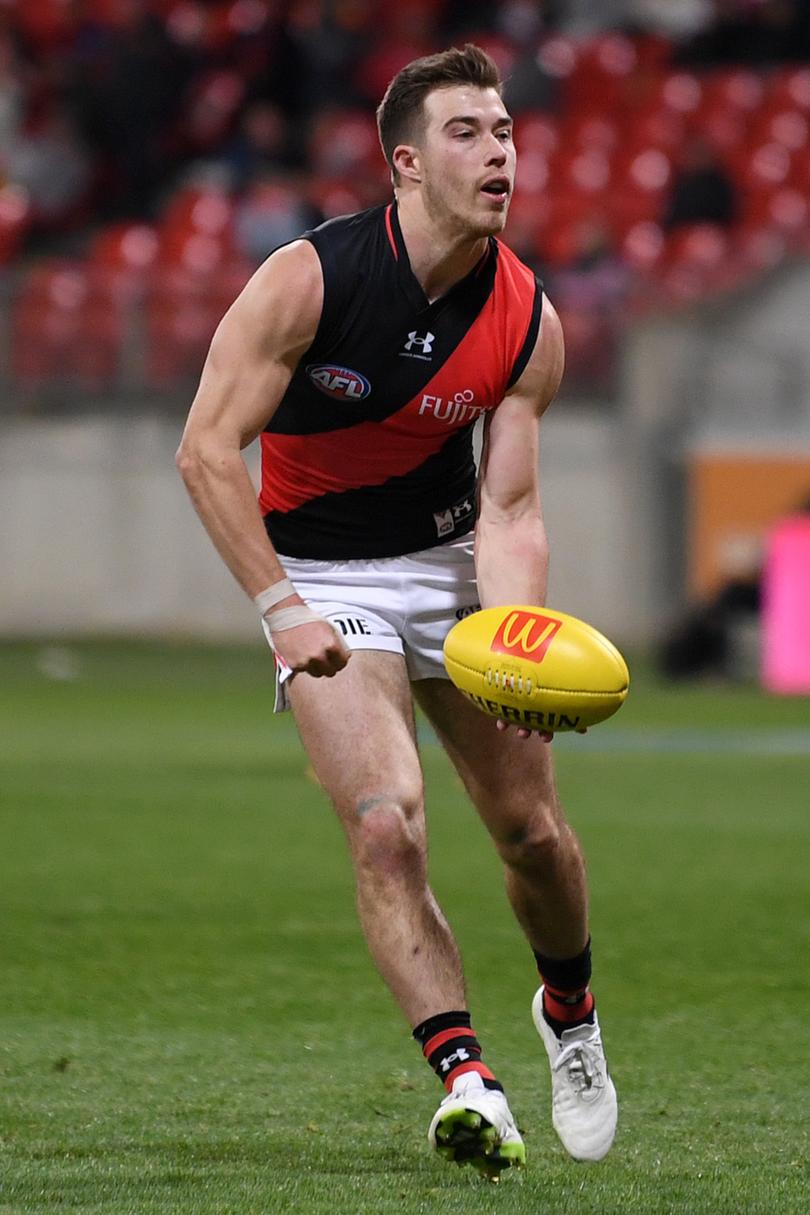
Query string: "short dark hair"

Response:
xmin=376 ymin=44 xmax=503 ymax=182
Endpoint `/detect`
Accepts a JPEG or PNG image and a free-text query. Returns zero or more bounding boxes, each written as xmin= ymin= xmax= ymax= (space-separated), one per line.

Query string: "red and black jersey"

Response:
xmin=259 ymin=201 xmax=542 ymax=559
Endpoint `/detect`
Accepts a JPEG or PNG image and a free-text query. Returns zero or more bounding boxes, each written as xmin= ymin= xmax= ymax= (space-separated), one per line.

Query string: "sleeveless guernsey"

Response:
xmin=259 ymin=201 xmax=542 ymax=559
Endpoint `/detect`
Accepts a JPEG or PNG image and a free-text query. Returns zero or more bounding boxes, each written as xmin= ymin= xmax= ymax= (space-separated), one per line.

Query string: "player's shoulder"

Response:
xmin=240 ymin=238 xmax=322 ymax=310
xmin=304 ymin=204 xmax=389 ymax=259
xmin=220 ymin=239 xmax=324 ymax=358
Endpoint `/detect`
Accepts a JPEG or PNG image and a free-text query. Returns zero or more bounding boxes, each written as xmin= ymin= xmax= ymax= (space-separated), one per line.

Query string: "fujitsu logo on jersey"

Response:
xmin=306 ymin=364 xmax=371 ymax=400
xmin=419 ymin=390 xmax=485 ymax=425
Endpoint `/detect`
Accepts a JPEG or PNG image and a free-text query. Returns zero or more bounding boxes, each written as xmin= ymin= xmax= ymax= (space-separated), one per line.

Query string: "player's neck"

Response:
xmin=396 ymin=193 xmax=489 ymax=304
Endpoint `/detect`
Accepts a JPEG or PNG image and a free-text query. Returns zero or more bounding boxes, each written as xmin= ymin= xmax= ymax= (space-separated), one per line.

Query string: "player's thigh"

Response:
xmin=413 ymin=677 xmax=563 ymax=845
xmin=289 ymin=650 xmax=426 ymax=845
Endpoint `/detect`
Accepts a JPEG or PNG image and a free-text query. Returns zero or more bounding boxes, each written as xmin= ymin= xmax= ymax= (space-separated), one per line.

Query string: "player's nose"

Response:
xmin=485 ymin=136 xmax=508 ymax=165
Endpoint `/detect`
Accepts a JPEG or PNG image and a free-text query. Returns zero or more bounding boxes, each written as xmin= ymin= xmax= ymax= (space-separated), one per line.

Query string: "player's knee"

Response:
xmin=350 ymin=792 xmax=425 ymax=880
xmin=496 ymin=812 xmax=562 ymax=875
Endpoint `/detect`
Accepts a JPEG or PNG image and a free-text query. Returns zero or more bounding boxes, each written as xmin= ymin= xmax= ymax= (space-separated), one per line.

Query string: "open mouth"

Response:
xmin=480 ymin=178 xmax=510 ymax=202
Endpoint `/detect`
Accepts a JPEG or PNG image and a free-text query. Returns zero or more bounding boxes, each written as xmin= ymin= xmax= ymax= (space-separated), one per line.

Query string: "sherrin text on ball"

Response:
xmin=443 ymin=606 xmax=630 ymax=732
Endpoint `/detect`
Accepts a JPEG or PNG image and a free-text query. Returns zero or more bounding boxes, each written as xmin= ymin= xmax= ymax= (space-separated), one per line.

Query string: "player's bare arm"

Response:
xmin=176 ymin=241 xmax=349 ymax=677
xmin=475 ymin=293 xmax=564 ymax=608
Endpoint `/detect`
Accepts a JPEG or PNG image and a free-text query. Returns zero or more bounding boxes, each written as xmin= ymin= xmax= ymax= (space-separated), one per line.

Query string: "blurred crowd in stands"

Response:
xmin=1 ymin=0 xmax=810 ymax=401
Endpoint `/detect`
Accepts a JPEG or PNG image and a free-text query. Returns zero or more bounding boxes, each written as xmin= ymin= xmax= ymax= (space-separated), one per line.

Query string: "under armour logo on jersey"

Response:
xmin=401 ymin=330 xmax=435 ymax=360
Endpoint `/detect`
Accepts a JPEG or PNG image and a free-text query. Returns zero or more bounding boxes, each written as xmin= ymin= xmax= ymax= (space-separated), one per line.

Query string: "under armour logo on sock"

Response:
xmin=439 ymin=1047 xmax=470 ymax=1073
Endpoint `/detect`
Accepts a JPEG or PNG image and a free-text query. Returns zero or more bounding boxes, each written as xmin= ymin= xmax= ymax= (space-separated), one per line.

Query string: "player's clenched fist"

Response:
xmin=270 ymin=615 xmax=350 ymax=677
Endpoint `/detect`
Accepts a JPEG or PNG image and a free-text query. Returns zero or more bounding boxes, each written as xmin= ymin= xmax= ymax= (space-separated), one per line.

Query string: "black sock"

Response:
xmin=413 ymin=1010 xmax=503 ymax=1092
xmin=533 ymin=939 xmax=595 ymax=1036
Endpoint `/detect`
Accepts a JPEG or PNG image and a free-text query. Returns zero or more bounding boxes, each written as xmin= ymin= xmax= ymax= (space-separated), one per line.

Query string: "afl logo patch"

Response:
xmin=306 ymin=364 xmax=371 ymax=401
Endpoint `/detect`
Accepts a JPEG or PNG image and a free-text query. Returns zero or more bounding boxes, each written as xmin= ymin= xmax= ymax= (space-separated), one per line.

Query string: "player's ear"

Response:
xmin=393 ymin=143 xmax=422 ymax=184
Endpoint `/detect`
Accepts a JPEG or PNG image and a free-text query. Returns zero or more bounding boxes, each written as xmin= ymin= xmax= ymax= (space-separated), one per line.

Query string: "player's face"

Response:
xmin=418 ymin=85 xmax=515 ymax=237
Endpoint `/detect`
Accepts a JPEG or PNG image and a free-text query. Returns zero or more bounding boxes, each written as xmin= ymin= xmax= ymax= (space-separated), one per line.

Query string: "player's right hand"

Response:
xmin=271 ymin=619 xmax=350 ymax=678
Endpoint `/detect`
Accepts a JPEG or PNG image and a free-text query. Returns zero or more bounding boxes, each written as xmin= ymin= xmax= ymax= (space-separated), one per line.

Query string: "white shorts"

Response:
xmin=262 ymin=534 xmax=480 ymax=711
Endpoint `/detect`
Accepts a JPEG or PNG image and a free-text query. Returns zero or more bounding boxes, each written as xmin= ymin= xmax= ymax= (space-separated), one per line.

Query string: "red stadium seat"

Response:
xmin=698 ymin=69 xmax=764 ymax=116
xmin=513 ymin=113 xmax=560 ymax=157
xmin=562 ymin=115 xmax=620 ymax=154
xmin=85 ymin=223 xmax=160 ymax=304
xmin=725 ymin=141 xmax=793 ymax=194
xmin=620 ymin=146 xmax=673 ymax=192
xmin=535 ymin=35 xmax=579 ymax=83
xmin=620 ymin=221 xmax=666 ymax=272
xmin=767 ymin=68 xmax=810 ymax=113
xmin=160 ymin=187 xmax=235 ymax=238
xmin=608 ymin=148 xmax=671 ymax=232
xmin=610 ymin=191 xmax=667 ymax=232
xmin=697 ymin=106 xmax=747 ymax=155
xmin=159 ymin=231 xmax=232 ymax=274
xmin=88 ymin=223 xmax=160 ymax=272
xmin=515 ymin=150 xmax=551 ymax=197
xmin=665 ymin=223 xmax=731 ymax=270
xmin=631 ymin=33 xmax=673 ymax=72
xmin=742 ymin=186 xmax=808 ymax=235
xmin=552 ymin=148 xmax=612 ymax=196
xmin=11 ymin=260 xmax=124 ymax=390
xmin=750 ymin=109 xmax=809 ymax=154
xmin=563 ymin=33 xmax=638 ymax=113
xmin=145 ymin=270 xmax=220 ymax=388
xmin=649 ymin=72 xmax=703 ymax=116
xmin=653 ymin=222 xmax=747 ymax=302
xmin=142 ymin=250 xmax=253 ymax=389
xmin=622 ymin=107 xmax=686 ymax=155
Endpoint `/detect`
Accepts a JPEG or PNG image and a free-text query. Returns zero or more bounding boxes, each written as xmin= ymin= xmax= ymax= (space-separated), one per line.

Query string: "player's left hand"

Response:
xmin=495 ymin=719 xmax=553 ymax=743
xmin=495 ymin=720 xmax=588 ymax=742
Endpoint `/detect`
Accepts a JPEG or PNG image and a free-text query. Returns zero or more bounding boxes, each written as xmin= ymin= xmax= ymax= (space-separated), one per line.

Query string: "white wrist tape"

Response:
xmin=265 ymin=604 xmax=324 ymax=633
xmin=253 ymin=578 xmax=295 ymax=616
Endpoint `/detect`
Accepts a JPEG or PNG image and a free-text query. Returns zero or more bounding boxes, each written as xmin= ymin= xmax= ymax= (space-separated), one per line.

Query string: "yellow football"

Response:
xmin=443 ymin=606 xmax=629 ymax=732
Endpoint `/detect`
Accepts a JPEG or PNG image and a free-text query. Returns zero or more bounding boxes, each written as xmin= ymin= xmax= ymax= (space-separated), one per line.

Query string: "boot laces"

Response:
xmin=553 ymin=1036 xmax=606 ymax=1097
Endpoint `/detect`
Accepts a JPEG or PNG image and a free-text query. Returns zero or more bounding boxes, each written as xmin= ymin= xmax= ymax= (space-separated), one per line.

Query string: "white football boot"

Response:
xmin=428 ymin=1071 xmax=526 ymax=1181
xmin=532 ymin=986 xmax=617 ymax=1162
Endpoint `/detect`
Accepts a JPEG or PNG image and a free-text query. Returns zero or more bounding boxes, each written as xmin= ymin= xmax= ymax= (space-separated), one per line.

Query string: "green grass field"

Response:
xmin=1 ymin=641 xmax=808 ymax=1214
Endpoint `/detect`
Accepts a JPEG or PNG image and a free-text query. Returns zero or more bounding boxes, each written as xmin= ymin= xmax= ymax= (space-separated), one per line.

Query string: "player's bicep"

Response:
xmin=479 ymin=295 xmax=564 ymax=518
xmin=183 ymin=241 xmax=323 ymax=450
xmin=478 ymin=397 xmax=541 ymax=518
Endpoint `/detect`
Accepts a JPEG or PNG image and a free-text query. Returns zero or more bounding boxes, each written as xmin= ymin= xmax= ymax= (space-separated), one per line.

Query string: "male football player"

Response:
xmin=177 ymin=44 xmax=617 ymax=1179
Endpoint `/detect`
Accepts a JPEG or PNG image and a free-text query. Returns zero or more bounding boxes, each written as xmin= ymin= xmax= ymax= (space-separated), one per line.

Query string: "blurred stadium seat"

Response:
xmin=11 ymin=261 xmax=124 ymax=391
